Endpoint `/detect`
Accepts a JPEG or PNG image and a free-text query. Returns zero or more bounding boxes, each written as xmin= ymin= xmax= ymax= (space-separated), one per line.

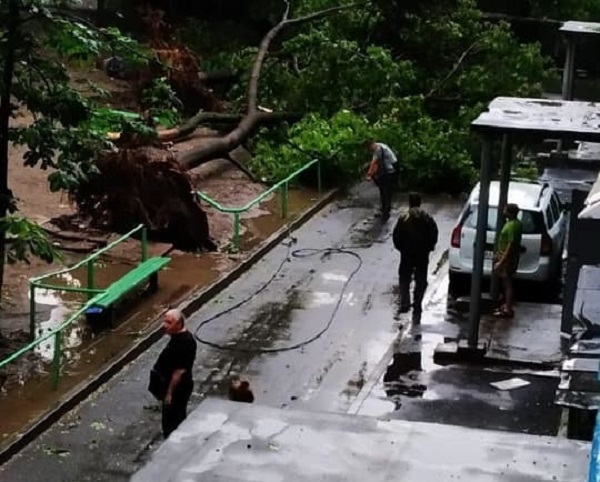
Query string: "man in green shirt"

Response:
xmin=493 ymin=203 xmax=523 ymax=318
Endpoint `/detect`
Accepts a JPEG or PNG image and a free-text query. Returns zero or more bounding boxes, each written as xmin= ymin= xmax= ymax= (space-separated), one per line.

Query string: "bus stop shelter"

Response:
xmin=466 ymin=97 xmax=600 ymax=349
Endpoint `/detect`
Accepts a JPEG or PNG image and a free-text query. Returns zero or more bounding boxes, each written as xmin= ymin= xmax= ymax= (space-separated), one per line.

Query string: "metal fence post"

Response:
xmin=317 ymin=159 xmax=322 ymax=196
xmin=468 ymin=136 xmax=493 ymax=348
xmin=280 ymin=182 xmax=289 ymax=219
xmin=87 ymin=260 xmax=95 ymax=301
xmin=51 ymin=331 xmax=62 ymax=389
xmin=232 ymin=212 xmax=241 ymax=252
xmin=29 ymin=284 xmax=36 ymax=342
xmin=141 ymin=226 xmax=148 ymax=262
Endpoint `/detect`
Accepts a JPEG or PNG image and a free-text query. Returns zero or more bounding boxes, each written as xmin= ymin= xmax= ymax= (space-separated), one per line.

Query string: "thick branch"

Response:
xmin=158 ymin=111 xmax=300 ymax=142
xmin=182 ymin=2 xmax=361 ymax=170
xmin=247 ymin=1 xmax=291 ymax=112
xmin=176 ymin=111 xmax=301 ymax=168
xmin=247 ymin=2 xmax=362 ymax=112
xmin=158 ymin=113 xmax=244 ymax=142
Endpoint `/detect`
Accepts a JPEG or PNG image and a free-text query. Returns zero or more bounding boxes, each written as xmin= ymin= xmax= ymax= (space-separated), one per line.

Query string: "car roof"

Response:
xmin=470 ymin=181 xmax=547 ymax=210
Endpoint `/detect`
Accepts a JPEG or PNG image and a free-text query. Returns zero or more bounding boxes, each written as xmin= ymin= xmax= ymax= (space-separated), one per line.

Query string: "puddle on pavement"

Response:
xmin=238 ymin=188 xmax=322 ymax=251
xmin=365 ymin=276 xmax=464 ymax=416
xmin=30 ymin=258 xmax=143 ymax=364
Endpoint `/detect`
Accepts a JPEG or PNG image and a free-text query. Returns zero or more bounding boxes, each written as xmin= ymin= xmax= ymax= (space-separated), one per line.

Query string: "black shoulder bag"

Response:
xmin=148 ymin=366 xmax=168 ymax=401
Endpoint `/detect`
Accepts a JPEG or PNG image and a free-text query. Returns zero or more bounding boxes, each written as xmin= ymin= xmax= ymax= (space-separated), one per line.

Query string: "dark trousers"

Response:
xmin=399 ymin=253 xmax=429 ymax=313
xmin=375 ymin=173 xmax=394 ymax=217
xmin=162 ymin=381 xmax=193 ymax=438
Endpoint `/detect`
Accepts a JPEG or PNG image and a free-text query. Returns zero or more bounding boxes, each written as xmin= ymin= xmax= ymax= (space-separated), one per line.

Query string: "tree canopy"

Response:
xmin=202 ymin=0 xmax=552 ymax=191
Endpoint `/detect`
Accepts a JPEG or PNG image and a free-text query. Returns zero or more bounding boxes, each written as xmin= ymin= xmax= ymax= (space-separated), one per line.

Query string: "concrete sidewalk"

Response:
xmin=0 ymin=185 xmax=461 ymax=482
xmin=132 ymin=398 xmax=589 ymax=482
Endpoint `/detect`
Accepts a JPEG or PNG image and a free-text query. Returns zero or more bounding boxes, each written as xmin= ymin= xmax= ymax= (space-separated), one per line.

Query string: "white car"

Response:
xmin=448 ymin=180 xmax=567 ymax=297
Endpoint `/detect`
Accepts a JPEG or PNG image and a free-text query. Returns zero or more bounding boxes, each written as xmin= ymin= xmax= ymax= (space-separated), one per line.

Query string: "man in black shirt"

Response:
xmin=153 ymin=309 xmax=197 ymax=438
xmin=392 ymin=193 xmax=438 ymax=323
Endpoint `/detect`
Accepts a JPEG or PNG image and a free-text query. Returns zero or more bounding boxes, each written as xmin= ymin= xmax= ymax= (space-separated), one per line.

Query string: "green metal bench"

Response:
xmin=88 ymin=256 xmax=171 ymax=326
xmin=21 ymin=225 xmax=173 ymax=389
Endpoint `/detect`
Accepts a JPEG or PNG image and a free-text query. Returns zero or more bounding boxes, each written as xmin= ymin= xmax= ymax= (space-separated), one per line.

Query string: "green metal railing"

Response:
xmin=0 ymin=224 xmax=149 ymax=389
xmin=197 ymin=159 xmax=322 ymax=251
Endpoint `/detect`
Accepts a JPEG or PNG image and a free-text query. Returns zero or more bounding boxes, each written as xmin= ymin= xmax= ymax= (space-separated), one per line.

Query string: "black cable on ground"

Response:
xmin=193 ymin=242 xmax=363 ymax=354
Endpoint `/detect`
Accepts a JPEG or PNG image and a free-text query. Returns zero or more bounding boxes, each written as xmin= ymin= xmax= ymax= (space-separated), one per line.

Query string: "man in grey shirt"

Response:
xmin=366 ymin=140 xmax=399 ymax=220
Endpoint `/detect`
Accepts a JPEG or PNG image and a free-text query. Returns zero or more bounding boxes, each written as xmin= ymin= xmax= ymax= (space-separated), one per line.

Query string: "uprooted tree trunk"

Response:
xmin=71 ymin=147 xmax=216 ymax=251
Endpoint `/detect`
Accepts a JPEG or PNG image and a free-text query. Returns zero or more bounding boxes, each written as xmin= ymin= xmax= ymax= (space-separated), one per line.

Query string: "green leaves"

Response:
xmin=252 ymin=100 xmax=475 ymax=194
xmin=251 ymin=29 xmax=417 ymax=118
xmin=239 ymin=0 xmax=560 ymax=194
xmin=50 ymin=19 xmax=103 ymax=63
xmin=0 ymin=216 xmax=61 ymax=265
xmin=252 ymin=110 xmax=371 ymax=184
xmin=0 ymin=0 xmax=157 ymax=279
xmin=140 ymin=77 xmax=183 ymax=128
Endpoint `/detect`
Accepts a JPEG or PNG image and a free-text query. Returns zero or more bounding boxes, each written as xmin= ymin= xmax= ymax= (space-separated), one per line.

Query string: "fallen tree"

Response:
xmin=165 ymin=2 xmax=361 ymax=170
xmin=71 ymin=2 xmax=358 ymax=249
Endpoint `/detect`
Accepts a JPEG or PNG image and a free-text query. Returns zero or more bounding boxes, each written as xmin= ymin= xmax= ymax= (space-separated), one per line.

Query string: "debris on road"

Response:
xmin=490 ymin=377 xmax=531 ymax=391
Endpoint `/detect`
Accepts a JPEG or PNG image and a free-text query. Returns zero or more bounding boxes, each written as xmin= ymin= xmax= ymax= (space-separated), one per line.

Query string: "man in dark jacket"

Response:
xmin=392 ymin=193 xmax=438 ymax=322
xmin=152 ymin=309 xmax=197 ymax=438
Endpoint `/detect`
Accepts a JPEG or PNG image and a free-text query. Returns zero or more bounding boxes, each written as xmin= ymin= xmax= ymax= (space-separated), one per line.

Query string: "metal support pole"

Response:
xmin=51 ymin=331 xmax=62 ymax=389
xmin=29 ymin=284 xmax=36 ymax=342
xmin=468 ymin=137 xmax=493 ymax=348
xmin=232 ymin=212 xmax=241 ymax=252
xmin=87 ymin=260 xmax=95 ymax=301
xmin=317 ymin=160 xmax=322 ymax=196
xmin=141 ymin=226 xmax=148 ymax=262
xmin=562 ymin=36 xmax=576 ymax=101
xmin=491 ymin=136 xmax=512 ymax=302
xmin=561 ymin=189 xmax=587 ymax=336
xmin=280 ymin=182 xmax=289 ymax=219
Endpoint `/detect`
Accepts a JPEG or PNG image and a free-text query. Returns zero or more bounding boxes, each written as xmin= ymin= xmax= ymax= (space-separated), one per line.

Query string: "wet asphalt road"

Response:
xmin=352 ymin=268 xmax=564 ymax=436
xmin=0 ymin=184 xmax=461 ymax=482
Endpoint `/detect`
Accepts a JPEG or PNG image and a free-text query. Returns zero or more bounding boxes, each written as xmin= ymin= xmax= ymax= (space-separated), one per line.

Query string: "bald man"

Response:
xmin=152 ymin=309 xmax=197 ymax=438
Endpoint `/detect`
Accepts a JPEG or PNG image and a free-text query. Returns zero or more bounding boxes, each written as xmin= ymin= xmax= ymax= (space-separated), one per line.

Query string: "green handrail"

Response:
xmin=28 ymin=224 xmax=147 ymax=341
xmin=0 ymin=224 xmax=150 ymax=390
xmin=0 ymin=294 xmax=104 ymax=389
xmin=197 ymin=158 xmax=322 ymax=250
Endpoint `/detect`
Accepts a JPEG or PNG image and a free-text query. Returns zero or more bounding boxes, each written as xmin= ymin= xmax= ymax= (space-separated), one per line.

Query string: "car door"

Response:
xmin=459 ymin=205 xmax=500 ymax=274
xmin=457 ymin=204 xmax=477 ymax=271
xmin=514 ymin=209 xmax=543 ymax=276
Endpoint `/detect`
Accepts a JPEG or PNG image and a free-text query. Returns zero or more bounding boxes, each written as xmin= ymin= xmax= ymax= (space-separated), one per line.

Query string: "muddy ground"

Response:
xmin=0 ymin=65 xmax=292 ymax=363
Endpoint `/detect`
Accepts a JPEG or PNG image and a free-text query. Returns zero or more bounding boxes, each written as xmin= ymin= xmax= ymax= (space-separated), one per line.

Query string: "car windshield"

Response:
xmin=464 ymin=206 xmax=544 ymax=234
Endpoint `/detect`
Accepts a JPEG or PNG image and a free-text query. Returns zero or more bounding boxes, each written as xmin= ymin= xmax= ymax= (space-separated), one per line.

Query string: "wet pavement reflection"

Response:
xmin=356 ymin=270 xmax=564 ymax=436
